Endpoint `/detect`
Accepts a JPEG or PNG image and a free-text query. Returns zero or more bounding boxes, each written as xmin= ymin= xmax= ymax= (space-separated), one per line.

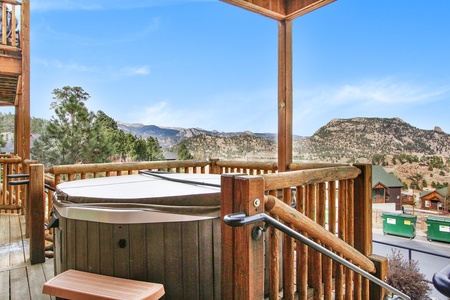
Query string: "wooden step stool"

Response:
xmin=42 ymin=269 xmax=165 ymax=300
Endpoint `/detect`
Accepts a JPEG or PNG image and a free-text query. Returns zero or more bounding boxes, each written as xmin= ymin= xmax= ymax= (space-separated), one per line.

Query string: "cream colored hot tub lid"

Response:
xmin=55 ymin=172 xmax=221 ymax=207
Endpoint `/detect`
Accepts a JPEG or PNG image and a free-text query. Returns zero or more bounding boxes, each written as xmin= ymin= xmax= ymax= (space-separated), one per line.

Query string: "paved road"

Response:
xmin=372 ymin=228 xmax=450 ymax=300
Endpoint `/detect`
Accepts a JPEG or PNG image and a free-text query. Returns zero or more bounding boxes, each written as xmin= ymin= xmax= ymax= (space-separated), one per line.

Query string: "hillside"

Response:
xmin=2 ymin=115 xmax=449 ymax=187
xmin=117 ymin=121 xmax=277 ymax=149
xmin=175 ymin=117 xmax=450 ymax=188
xmin=166 ymin=117 xmax=450 ymax=162
xmin=293 ymin=117 xmax=450 ymax=163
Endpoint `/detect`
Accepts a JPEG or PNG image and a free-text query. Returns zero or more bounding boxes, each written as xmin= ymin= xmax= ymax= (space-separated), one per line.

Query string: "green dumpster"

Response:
xmin=382 ymin=212 xmax=417 ymax=239
xmin=426 ymin=216 xmax=450 ymax=243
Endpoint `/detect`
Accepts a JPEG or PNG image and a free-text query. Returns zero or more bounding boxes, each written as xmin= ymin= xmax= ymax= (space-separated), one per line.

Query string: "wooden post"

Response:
xmin=23 ymin=159 xmax=37 ymax=238
xmin=15 ymin=0 xmax=30 ymax=161
xmin=221 ymin=174 xmax=265 ymax=299
xmin=29 ymin=164 xmax=45 ymax=264
xmin=369 ymin=254 xmax=388 ymax=300
xmin=353 ymin=164 xmax=372 ymax=255
xmin=354 ymin=164 xmax=373 ymax=297
xmin=278 ymin=19 xmax=293 ymax=173
xmin=210 ymin=158 xmax=220 ymax=174
xmin=278 ymin=20 xmax=294 ymax=299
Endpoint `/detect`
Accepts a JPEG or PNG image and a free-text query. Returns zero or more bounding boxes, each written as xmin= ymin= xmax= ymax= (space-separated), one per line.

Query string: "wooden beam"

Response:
xmin=278 ymin=20 xmax=293 ymax=172
xmin=220 ymin=0 xmax=286 ymax=20
xmin=1 ymin=0 xmax=22 ymax=5
xmin=0 ymin=44 xmax=21 ymax=52
xmin=0 ymin=56 xmax=22 ymax=74
xmin=16 ymin=0 xmax=30 ymax=160
xmin=14 ymin=75 xmax=22 ymax=106
xmin=221 ymin=0 xmax=335 ymax=20
xmin=286 ymin=0 xmax=336 ymax=20
xmin=265 ymin=195 xmax=377 ymax=273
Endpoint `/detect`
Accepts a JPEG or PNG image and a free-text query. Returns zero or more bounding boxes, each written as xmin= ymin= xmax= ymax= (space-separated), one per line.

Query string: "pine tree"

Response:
xmin=31 ymin=86 xmax=112 ymax=166
xmin=177 ymin=143 xmax=194 ymax=160
xmin=146 ymin=137 xmax=164 ymax=161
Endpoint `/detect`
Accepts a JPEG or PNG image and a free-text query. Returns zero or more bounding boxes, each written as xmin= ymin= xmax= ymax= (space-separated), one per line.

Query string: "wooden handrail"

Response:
xmin=1 ymin=0 xmax=22 ymax=5
xmin=0 ymin=44 xmax=20 ymax=51
xmin=216 ymin=159 xmax=277 ymax=171
xmin=289 ymin=161 xmax=348 ymax=170
xmin=47 ymin=160 xmax=210 ymax=175
xmin=264 ymin=195 xmax=376 ymax=274
xmin=262 ymin=165 xmax=361 ymax=190
xmin=0 ymin=157 xmax=22 ymax=163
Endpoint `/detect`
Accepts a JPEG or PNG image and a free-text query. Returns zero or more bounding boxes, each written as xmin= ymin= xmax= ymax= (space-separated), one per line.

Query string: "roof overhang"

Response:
xmin=220 ymin=0 xmax=335 ymax=20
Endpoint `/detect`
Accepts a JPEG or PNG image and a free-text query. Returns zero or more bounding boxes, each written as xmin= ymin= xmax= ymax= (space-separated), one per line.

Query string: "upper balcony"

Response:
xmin=0 ymin=0 xmax=30 ymax=160
xmin=0 ymin=0 xmax=24 ymax=106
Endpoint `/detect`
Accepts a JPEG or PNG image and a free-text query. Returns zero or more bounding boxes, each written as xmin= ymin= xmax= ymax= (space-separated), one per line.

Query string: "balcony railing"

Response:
xmin=0 ymin=154 xmax=23 ymax=213
xmin=220 ymin=163 xmax=394 ymax=299
xmin=0 ymin=0 xmax=21 ymax=52
xmin=12 ymin=159 xmax=387 ymax=298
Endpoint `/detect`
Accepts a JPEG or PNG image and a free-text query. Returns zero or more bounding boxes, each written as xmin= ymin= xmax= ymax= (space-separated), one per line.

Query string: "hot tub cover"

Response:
xmin=54 ymin=172 xmax=221 ymax=219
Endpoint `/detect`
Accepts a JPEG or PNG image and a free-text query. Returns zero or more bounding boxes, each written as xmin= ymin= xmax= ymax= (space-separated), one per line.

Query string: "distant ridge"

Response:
xmin=119 ymin=117 xmax=450 ymax=162
xmin=293 ymin=117 xmax=450 ymax=161
xmin=3 ymin=116 xmax=447 ymax=163
xmin=117 ymin=121 xmax=278 ymax=148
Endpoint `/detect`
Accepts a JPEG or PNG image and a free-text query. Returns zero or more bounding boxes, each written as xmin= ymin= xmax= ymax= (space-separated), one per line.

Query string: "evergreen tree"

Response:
xmin=146 ymin=137 xmax=164 ymax=161
xmin=177 ymin=143 xmax=194 ymax=160
xmin=31 ymin=86 xmax=112 ymax=166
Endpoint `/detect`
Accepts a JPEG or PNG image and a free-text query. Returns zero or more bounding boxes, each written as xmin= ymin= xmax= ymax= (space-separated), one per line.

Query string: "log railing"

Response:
xmin=211 ymin=158 xmax=278 ymax=175
xmin=46 ymin=160 xmax=211 ymax=186
xmin=0 ymin=0 xmax=21 ymax=51
xmin=0 ymin=154 xmax=23 ymax=213
xmin=39 ymin=159 xmax=387 ymax=297
xmin=221 ymin=164 xmax=391 ymax=299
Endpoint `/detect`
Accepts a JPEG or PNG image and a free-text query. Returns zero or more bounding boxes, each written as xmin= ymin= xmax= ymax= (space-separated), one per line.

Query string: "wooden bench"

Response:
xmin=42 ymin=269 xmax=165 ymax=300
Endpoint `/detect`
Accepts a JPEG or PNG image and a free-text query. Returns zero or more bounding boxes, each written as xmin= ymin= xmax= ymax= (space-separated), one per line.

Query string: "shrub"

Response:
xmin=387 ymin=249 xmax=431 ymax=299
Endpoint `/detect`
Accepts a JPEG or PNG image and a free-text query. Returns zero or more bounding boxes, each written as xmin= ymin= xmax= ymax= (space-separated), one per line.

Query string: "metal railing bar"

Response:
xmin=373 ymin=240 xmax=450 ymax=260
xmin=224 ymin=212 xmax=411 ymax=300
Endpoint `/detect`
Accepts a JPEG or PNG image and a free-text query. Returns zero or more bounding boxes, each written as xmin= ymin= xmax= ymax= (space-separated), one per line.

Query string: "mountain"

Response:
xmin=293 ymin=117 xmax=450 ymax=162
xmin=117 ymin=121 xmax=277 ymax=148
xmin=119 ymin=117 xmax=450 ymax=162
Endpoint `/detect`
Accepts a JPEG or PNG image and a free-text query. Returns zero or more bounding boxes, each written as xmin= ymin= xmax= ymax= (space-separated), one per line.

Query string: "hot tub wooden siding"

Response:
xmin=54 ymin=215 xmax=221 ymax=300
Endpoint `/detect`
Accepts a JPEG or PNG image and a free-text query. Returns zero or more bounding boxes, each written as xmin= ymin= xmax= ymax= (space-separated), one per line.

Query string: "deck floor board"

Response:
xmin=0 ymin=213 xmax=55 ymax=300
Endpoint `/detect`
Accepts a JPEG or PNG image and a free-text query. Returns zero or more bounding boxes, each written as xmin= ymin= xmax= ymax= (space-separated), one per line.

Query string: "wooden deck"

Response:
xmin=0 ymin=213 xmax=55 ymax=300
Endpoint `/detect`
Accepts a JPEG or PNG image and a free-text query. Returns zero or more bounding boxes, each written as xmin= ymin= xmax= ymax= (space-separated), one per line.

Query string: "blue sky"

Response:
xmin=17 ymin=0 xmax=450 ymax=136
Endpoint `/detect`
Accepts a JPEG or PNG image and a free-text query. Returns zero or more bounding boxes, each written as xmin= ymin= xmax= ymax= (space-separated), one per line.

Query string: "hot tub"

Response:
xmin=52 ymin=171 xmax=221 ymax=300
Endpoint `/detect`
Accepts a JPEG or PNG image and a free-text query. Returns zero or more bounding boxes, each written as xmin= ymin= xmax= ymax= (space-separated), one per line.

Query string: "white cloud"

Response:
xmin=293 ymin=77 xmax=450 ymax=135
xmin=120 ymin=66 xmax=150 ymax=76
xmin=35 ymin=58 xmax=150 ymax=79
xmin=333 ymin=77 xmax=449 ymax=105
xmin=130 ymin=101 xmax=210 ymax=128
xmin=34 ymin=58 xmax=96 ymax=72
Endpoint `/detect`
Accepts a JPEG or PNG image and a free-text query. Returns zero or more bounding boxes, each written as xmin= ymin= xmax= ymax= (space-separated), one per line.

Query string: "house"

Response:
xmin=400 ymin=189 xmax=415 ymax=206
xmin=420 ymin=187 xmax=448 ymax=212
xmin=163 ymin=151 xmax=177 ymax=161
xmin=372 ymin=165 xmax=404 ymax=210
